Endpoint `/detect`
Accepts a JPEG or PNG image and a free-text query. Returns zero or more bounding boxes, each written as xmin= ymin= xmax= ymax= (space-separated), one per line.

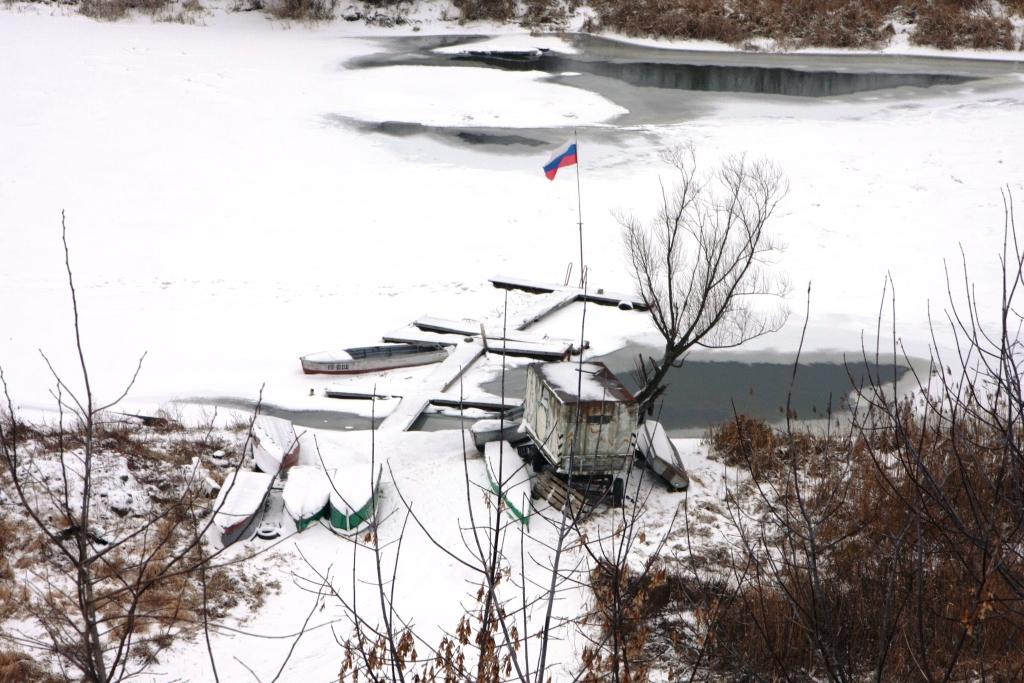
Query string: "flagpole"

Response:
xmin=574 ymin=129 xmax=584 ymax=288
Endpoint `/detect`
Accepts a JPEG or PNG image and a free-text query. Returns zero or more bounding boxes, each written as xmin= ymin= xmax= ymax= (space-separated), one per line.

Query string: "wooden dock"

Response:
xmin=383 ymin=325 xmax=572 ymax=361
xmin=323 ymin=274 xmax=644 ymax=433
xmin=377 ymin=341 xmax=487 ymax=431
xmin=490 ymin=275 xmax=648 ymax=312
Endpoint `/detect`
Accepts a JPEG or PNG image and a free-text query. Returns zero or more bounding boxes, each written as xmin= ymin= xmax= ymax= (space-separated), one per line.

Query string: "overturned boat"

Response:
xmin=249 ymin=415 xmax=300 ymax=475
xmin=328 ymin=464 xmax=382 ymax=532
xmin=471 ymin=413 xmax=526 ymax=451
xmin=484 ymin=440 xmax=532 ymax=528
xmin=635 ymin=420 xmax=689 ymax=492
xmin=282 ymin=465 xmax=331 ymax=531
xmin=211 ymin=470 xmax=275 ymax=546
xmin=300 ymin=343 xmax=451 ymax=375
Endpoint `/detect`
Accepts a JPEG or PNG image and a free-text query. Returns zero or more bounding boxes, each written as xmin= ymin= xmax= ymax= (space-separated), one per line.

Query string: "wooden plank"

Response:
xmin=378 ymin=342 xmax=486 ymax=431
xmin=489 ymin=275 xmax=559 ymax=295
xmin=484 ymin=338 xmax=572 ymax=360
xmin=511 ymin=289 xmax=580 ymax=330
xmin=533 ymin=470 xmax=586 ymax=518
xmin=429 ymin=396 xmax=523 ymax=412
xmin=324 ymin=389 xmax=397 ymax=401
xmin=414 ymin=316 xmax=577 ymax=348
xmin=382 ymin=326 xmax=467 ymax=347
xmin=490 ymin=275 xmax=648 ymax=314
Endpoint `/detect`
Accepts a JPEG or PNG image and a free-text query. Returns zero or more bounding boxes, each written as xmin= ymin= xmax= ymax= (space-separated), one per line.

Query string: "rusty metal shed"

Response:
xmin=521 ymin=361 xmax=638 ymax=475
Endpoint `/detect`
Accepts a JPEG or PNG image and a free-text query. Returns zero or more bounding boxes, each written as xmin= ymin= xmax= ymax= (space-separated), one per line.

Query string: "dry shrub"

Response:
xmin=80 ymin=0 xmax=169 ymax=20
xmin=269 ymin=0 xmax=334 ymax=20
xmin=0 ymin=649 xmax=62 ymax=683
xmin=521 ymin=0 xmax=571 ymax=27
xmin=700 ymin=405 xmax=1024 ymax=679
xmin=590 ymin=0 xmax=1023 ymax=50
xmin=157 ymin=0 xmax=205 ymax=23
xmin=911 ymin=2 xmax=1016 ymax=49
xmin=708 ymin=415 xmax=779 ymax=475
xmin=452 ymin=0 xmax=516 ymax=22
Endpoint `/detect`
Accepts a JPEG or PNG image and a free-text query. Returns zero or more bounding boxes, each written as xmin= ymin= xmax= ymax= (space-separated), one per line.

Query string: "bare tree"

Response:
xmin=619 ymin=145 xmax=790 ymax=413
xmin=0 ymin=214 xmax=277 ymax=682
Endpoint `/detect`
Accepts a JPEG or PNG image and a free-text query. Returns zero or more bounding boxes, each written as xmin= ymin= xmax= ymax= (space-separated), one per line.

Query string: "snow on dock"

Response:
xmin=490 ymin=274 xmax=649 ymax=321
xmin=331 ymin=275 xmax=643 ymax=432
xmin=378 ymin=340 xmax=487 ymax=431
xmin=384 ymin=323 xmax=573 ymax=360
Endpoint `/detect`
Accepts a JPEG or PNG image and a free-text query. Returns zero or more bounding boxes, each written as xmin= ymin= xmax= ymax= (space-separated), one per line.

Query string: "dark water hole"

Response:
xmin=194 ymin=399 xmax=383 ymax=431
xmin=481 ymin=347 xmax=911 ymax=435
xmin=448 ymin=51 xmax=975 ymax=97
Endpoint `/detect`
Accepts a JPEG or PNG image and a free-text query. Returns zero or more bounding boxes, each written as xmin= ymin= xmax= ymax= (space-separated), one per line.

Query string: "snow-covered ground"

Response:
xmin=2 ymin=8 xmax=1023 ymax=419
xmin=2 ymin=6 xmax=1024 ymax=679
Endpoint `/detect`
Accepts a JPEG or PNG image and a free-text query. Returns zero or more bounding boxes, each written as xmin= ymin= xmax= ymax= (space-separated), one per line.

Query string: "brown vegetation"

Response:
xmin=79 ymin=0 xmax=170 ymax=21
xmin=0 ymin=649 xmax=63 ymax=683
xmin=588 ymin=196 xmax=1024 ymax=680
xmin=590 ymin=0 xmax=1024 ymax=50
xmin=268 ymin=0 xmax=335 ymax=21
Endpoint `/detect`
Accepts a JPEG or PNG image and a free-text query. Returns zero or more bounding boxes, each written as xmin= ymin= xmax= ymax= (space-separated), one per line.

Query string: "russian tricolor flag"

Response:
xmin=543 ymin=140 xmax=578 ymax=180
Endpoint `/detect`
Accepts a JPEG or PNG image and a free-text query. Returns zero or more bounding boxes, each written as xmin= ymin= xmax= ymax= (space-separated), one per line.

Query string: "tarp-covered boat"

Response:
xmin=300 ymin=343 xmax=451 ymax=375
xmin=635 ymin=420 xmax=689 ymax=491
xmin=484 ymin=440 xmax=532 ymax=528
xmin=211 ymin=470 xmax=274 ymax=546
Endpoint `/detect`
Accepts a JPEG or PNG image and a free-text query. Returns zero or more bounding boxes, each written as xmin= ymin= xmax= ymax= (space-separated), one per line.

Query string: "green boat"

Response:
xmin=328 ymin=465 xmax=382 ymax=531
xmin=484 ymin=440 xmax=532 ymax=528
xmin=282 ymin=466 xmax=331 ymax=532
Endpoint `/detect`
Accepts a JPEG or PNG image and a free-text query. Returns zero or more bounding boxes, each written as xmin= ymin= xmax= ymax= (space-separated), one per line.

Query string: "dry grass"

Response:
xmin=659 ymin=406 xmax=1024 ymax=679
xmin=80 ymin=0 xmax=170 ymax=20
xmin=452 ymin=0 xmax=516 ymax=22
xmin=0 ymin=649 xmax=63 ymax=683
xmin=0 ymin=413 xmax=264 ymax=676
xmin=268 ymin=0 xmax=335 ymax=20
xmin=589 ymin=0 xmax=1024 ymax=50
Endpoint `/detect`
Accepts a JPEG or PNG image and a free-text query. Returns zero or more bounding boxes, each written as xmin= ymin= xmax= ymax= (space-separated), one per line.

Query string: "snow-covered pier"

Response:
xmin=329 ymin=275 xmax=643 ymax=432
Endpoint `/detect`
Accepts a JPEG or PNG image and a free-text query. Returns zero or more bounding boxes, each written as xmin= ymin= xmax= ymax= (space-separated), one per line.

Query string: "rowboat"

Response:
xmin=635 ymin=420 xmax=689 ymax=491
xmin=300 ymin=343 xmax=451 ymax=375
xmin=328 ymin=464 xmax=382 ymax=531
xmin=282 ymin=465 xmax=331 ymax=531
xmin=484 ymin=440 xmax=532 ymax=528
xmin=211 ymin=470 xmax=275 ymax=546
xmin=249 ymin=415 xmax=299 ymax=475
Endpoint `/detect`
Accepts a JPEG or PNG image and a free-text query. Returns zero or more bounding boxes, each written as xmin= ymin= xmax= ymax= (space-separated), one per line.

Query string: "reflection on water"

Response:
xmin=450 ymin=52 xmax=974 ymax=97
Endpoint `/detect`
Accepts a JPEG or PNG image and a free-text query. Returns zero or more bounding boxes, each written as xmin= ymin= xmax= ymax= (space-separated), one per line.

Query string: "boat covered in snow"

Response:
xmin=282 ymin=465 xmax=331 ymax=531
xmin=635 ymin=420 xmax=689 ymax=491
xmin=211 ymin=470 xmax=274 ymax=546
xmin=249 ymin=415 xmax=299 ymax=475
xmin=300 ymin=343 xmax=451 ymax=375
xmin=328 ymin=464 xmax=382 ymax=531
xmin=471 ymin=414 xmax=526 ymax=451
xmin=484 ymin=440 xmax=532 ymax=528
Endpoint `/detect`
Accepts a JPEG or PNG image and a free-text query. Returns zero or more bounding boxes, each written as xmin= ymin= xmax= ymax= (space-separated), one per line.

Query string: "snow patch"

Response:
xmin=331 ymin=65 xmax=627 ymax=127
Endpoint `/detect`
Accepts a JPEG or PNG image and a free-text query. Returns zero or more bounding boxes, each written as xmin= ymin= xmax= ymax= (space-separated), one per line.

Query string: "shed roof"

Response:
xmin=531 ymin=362 xmax=635 ymax=404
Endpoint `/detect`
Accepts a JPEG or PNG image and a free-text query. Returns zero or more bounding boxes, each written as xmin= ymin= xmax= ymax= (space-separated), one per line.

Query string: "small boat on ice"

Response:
xmin=300 ymin=343 xmax=451 ymax=375
xmin=484 ymin=440 xmax=532 ymax=528
xmin=282 ymin=465 xmax=331 ymax=531
xmin=211 ymin=470 xmax=275 ymax=546
xmin=249 ymin=415 xmax=299 ymax=475
xmin=635 ymin=421 xmax=689 ymax=492
xmin=471 ymin=415 xmax=526 ymax=451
